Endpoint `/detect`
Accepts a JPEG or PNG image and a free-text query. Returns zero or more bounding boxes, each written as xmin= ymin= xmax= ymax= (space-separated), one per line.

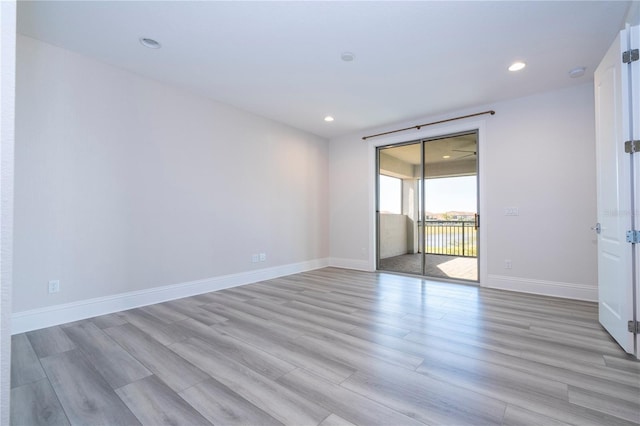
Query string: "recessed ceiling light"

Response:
xmin=568 ymin=66 xmax=586 ymax=78
xmin=324 ymin=116 xmax=334 ymax=122
xmin=139 ymin=37 xmax=161 ymax=49
xmin=442 ymin=155 xmax=451 ymax=159
xmin=341 ymin=52 xmax=355 ymax=62
xmin=508 ymin=61 xmax=526 ymax=72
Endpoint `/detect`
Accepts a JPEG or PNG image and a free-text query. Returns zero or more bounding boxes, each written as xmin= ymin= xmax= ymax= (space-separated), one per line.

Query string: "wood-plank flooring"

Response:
xmin=10 ymin=268 xmax=640 ymax=425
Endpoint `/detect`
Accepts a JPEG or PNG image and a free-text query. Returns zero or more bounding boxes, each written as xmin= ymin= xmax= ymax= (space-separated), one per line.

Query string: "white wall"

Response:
xmin=0 ymin=2 xmax=16 ymax=423
xmin=379 ymin=214 xmax=407 ymax=259
xmin=328 ymin=126 xmax=372 ymax=271
xmin=14 ymin=36 xmax=329 ymax=320
xmin=330 ymin=83 xmax=598 ymax=300
xmin=626 ymin=1 xmax=639 ymax=26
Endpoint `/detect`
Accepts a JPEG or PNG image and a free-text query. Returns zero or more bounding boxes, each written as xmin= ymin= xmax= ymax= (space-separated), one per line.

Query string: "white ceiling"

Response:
xmin=382 ymin=133 xmax=477 ymax=165
xmin=17 ymin=1 xmax=631 ymax=139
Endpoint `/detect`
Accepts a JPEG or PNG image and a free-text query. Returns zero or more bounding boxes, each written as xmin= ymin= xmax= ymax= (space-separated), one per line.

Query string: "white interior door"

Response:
xmin=594 ymin=29 xmax=635 ymax=355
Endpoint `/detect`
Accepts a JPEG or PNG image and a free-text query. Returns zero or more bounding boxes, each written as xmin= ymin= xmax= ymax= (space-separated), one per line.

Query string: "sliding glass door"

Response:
xmin=377 ymin=142 xmax=423 ymax=275
xmin=377 ymin=131 xmax=479 ymax=282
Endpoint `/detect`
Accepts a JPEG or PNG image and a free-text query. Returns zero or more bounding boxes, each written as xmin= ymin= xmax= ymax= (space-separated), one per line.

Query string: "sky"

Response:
xmin=425 ymin=176 xmax=477 ymax=213
xmin=379 ymin=175 xmax=477 ymax=214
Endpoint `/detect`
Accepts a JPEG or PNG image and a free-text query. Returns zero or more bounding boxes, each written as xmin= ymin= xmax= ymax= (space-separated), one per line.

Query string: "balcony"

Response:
xmin=423 ymin=220 xmax=477 ymax=257
xmin=378 ymin=218 xmax=478 ymax=281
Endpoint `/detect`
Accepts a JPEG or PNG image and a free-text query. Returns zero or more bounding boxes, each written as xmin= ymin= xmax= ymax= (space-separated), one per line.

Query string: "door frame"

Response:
xmin=367 ymin=119 xmax=488 ymax=286
xmin=633 ymin=24 xmax=640 ymax=358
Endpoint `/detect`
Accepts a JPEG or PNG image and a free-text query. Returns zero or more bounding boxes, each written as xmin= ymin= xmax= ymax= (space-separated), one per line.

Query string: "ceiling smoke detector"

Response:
xmin=139 ymin=37 xmax=161 ymax=49
xmin=568 ymin=66 xmax=586 ymax=78
xmin=341 ymin=52 xmax=355 ymax=62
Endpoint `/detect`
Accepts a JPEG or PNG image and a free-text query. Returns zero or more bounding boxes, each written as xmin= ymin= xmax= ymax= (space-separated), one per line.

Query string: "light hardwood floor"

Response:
xmin=10 ymin=268 xmax=640 ymax=425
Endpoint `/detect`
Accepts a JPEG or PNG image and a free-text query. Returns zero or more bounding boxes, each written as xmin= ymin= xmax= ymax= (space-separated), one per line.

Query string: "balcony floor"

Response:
xmin=379 ymin=253 xmax=478 ymax=281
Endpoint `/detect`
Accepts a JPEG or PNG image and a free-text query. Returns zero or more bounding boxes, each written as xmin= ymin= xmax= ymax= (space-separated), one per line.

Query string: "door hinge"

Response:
xmin=623 ymin=49 xmax=639 ymax=64
xmin=626 ymin=230 xmax=640 ymax=243
xmin=628 ymin=320 xmax=640 ymax=334
xmin=624 ymin=140 xmax=640 ymax=153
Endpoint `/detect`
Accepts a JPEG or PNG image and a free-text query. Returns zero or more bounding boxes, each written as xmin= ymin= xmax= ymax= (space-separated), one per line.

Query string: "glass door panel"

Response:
xmin=377 ymin=142 xmax=422 ymax=275
xmin=422 ymin=132 xmax=479 ymax=281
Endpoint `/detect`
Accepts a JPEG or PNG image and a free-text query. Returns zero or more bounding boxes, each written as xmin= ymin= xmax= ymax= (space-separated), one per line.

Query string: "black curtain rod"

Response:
xmin=362 ymin=110 xmax=496 ymax=141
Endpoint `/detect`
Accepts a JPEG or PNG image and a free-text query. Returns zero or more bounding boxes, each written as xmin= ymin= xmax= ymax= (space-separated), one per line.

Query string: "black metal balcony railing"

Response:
xmin=422 ymin=220 xmax=477 ymax=257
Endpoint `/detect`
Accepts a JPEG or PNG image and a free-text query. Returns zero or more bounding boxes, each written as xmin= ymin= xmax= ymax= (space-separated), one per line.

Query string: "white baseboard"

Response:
xmin=12 ymin=258 xmax=330 ymax=334
xmin=485 ymin=274 xmax=597 ymax=302
xmin=328 ymin=257 xmax=373 ymax=272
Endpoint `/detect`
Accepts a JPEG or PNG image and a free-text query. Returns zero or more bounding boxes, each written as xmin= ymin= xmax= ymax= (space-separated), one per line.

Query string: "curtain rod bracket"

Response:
xmin=362 ymin=110 xmax=495 ymax=141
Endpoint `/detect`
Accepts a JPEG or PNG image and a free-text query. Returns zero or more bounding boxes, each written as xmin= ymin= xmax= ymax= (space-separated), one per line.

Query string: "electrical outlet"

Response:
xmin=251 ymin=254 xmax=259 ymax=263
xmin=259 ymin=253 xmax=266 ymax=262
xmin=504 ymin=259 xmax=512 ymax=269
xmin=48 ymin=280 xmax=60 ymax=294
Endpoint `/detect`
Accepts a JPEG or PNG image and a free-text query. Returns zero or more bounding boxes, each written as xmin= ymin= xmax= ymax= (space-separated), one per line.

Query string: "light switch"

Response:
xmin=504 ymin=207 xmax=519 ymax=216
